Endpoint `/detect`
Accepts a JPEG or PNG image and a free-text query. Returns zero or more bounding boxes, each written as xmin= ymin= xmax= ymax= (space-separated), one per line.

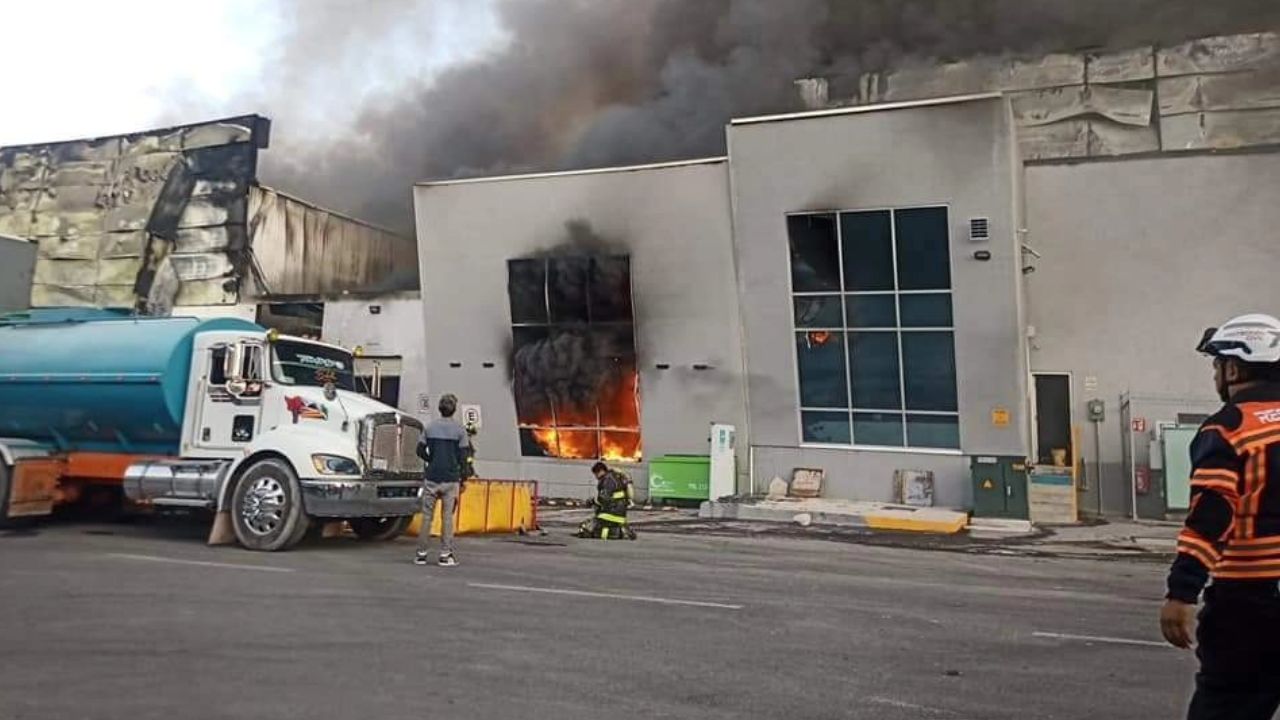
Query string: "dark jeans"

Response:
xmin=1188 ymin=582 xmax=1280 ymax=720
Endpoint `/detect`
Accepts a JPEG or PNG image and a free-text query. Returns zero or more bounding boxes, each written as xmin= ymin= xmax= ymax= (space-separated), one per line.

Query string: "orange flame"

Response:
xmin=524 ymin=369 xmax=642 ymax=462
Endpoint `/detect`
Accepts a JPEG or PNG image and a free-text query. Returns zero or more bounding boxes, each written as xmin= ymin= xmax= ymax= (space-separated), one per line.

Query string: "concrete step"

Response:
xmin=700 ymin=499 xmax=969 ymax=535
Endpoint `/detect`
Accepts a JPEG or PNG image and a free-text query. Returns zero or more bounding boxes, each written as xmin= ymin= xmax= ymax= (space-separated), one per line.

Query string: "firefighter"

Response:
xmin=1161 ymin=314 xmax=1280 ymax=718
xmin=577 ymin=461 xmax=637 ymax=540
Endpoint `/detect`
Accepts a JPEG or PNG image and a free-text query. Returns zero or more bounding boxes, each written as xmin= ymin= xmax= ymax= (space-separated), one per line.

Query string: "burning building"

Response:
xmin=416 ymin=161 xmax=746 ymax=498
xmin=423 ymin=30 xmax=1280 ymax=514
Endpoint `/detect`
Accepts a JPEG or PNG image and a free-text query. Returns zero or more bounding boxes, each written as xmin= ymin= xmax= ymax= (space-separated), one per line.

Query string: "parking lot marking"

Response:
xmin=1032 ymin=631 xmax=1167 ymax=648
xmin=107 ymin=553 xmax=295 ymax=573
xmin=468 ymin=582 xmax=743 ymax=610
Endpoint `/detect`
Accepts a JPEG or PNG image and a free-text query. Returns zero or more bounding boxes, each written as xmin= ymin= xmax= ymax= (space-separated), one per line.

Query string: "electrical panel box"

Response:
xmin=1087 ymin=399 xmax=1105 ymax=422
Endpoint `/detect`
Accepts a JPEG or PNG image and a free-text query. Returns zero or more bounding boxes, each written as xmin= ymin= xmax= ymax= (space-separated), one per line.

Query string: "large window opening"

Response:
xmin=789 ymin=207 xmax=959 ymax=450
xmin=507 ymin=256 xmax=641 ymax=461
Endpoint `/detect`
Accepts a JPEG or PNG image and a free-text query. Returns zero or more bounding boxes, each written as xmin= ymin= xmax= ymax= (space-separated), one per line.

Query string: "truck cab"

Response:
xmin=0 ymin=311 xmax=424 ymax=551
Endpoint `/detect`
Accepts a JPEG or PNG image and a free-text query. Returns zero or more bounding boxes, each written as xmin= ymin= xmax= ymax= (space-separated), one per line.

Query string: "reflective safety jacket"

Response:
xmin=1167 ymin=384 xmax=1280 ymax=602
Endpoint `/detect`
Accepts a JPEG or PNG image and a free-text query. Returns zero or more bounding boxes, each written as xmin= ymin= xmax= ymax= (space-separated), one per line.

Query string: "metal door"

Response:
xmin=1005 ymin=460 xmax=1030 ymax=520
xmin=192 ymin=340 xmax=264 ymax=452
xmin=1163 ymin=426 xmax=1198 ymax=511
xmin=972 ymin=457 xmax=1007 ymax=517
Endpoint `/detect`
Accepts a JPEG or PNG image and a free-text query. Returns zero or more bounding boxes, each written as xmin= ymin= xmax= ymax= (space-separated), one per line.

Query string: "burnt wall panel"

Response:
xmin=0 ymin=115 xmax=266 ymax=310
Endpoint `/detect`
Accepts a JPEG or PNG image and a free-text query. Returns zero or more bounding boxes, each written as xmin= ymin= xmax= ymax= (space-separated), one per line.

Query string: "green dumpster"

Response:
xmin=648 ymin=455 xmax=711 ymax=501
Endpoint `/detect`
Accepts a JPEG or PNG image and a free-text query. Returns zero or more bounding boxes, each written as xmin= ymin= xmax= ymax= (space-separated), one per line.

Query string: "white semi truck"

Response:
xmin=0 ymin=309 xmax=424 ymax=551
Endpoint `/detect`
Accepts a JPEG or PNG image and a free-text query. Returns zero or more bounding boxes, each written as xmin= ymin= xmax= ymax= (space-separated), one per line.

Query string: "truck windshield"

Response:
xmin=271 ymin=341 xmax=357 ymax=391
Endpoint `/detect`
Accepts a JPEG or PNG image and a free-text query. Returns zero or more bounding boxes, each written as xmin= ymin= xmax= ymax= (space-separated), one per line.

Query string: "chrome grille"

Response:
xmin=368 ymin=417 xmax=424 ymax=476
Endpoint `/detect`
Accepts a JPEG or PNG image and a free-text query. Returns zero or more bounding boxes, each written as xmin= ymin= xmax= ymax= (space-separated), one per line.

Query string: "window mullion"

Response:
xmin=835 ymin=213 xmax=853 ymax=439
xmin=889 ymin=209 xmax=909 ymax=447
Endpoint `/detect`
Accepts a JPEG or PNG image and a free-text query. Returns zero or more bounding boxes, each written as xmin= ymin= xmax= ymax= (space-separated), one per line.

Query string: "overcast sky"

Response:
xmin=0 ymin=0 xmax=500 ymax=146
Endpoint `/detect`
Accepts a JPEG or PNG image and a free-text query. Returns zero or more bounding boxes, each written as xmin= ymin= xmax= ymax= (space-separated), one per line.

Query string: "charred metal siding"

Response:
xmin=0 ymin=115 xmax=269 ymax=310
xmin=854 ymin=32 xmax=1280 ymax=161
xmin=245 ymin=186 xmax=417 ymax=299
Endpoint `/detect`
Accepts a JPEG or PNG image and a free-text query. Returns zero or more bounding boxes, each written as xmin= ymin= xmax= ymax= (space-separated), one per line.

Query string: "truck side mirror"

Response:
xmin=224 ymin=344 xmax=243 ymax=383
xmin=224 ymin=342 xmax=249 ymax=397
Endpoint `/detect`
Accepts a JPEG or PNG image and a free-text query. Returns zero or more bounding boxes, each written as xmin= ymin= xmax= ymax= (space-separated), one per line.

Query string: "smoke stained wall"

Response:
xmin=241 ymin=0 xmax=1280 ymax=231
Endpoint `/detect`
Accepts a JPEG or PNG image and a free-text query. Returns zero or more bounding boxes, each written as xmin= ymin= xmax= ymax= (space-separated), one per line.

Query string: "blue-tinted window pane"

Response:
xmin=848 ymin=332 xmax=901 ymax=409
xmin=895 ymin=207 xmax=951 ymax=290
xmin=846 ymin=295 xmax=896 ymax=328
xmin=788 ymin=215 xmax=841 ymax=292
xmin=901 ymin=332 xmax=958 ymax=412
xmin=854 ymin=412 xmax=904 ymax=447
xmin=900 ymin=293 xmax=953 ymax=327
xmin=802 ymin=411 xmax=851 ymax=444
xmin=796 ymin=331 xmax=848 ymax=408
xmin=795 ymin=296 xmax=843 ymax=328
xmin=841 ymin=211 xmax=894 ymax=291
xmin=907 ymin=415 xmax=960 ymax=449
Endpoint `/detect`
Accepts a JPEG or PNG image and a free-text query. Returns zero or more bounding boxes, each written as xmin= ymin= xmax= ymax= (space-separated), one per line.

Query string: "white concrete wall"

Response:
xmin=321 ymin=295 xmax=428 ymax=420
xmin=728 ymin=97 xmax=1028 ymax=508
xmin=415 ymin=160 xmax=748 ymax=499
xmin=1025 ymin=151 xmax=1280 ymax=516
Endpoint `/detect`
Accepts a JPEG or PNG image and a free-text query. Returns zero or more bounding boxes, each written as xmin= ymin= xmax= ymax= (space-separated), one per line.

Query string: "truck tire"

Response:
xmin=230 ymin=458 xmax=310 ymax=551
xmin=348 ymin=516 xmax=411 ymax=542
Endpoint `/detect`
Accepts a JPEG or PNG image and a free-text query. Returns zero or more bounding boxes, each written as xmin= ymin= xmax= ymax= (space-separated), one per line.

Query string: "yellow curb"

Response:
xmin=864 ymin=513 xmax=968 ymax=534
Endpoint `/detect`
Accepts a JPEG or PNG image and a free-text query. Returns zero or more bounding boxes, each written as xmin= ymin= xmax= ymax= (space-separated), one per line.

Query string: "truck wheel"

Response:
xmin=231 ymin=458 xmax=309 ymax=551
xmin=349 ymin=516 xmax=411 ymax=542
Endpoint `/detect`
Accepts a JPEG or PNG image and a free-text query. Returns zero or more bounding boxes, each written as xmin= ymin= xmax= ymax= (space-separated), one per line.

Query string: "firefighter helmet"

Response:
xmin=1197 ymin=314 xmax=1280 ymax=364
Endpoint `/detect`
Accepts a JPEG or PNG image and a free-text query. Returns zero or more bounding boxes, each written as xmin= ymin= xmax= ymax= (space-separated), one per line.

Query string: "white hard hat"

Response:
xmin=1197 ymin=314 xmax=1280 ymax=364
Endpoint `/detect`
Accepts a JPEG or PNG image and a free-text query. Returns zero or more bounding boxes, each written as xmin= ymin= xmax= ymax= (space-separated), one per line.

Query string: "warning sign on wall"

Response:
xmin=460 ymin=404 xmax=483 ymax=430
xmin=991 ymin=407 xmax=1011 ymax=428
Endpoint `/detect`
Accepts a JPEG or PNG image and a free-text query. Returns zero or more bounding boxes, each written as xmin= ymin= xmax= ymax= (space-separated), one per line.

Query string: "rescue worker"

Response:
xmin=1161 ymin=314 xmax=1280 ymax=718
xmin=577 ymin=461 xmax=637 ymax=540
xmin=414 ymin=394 xmax=474 ymax=567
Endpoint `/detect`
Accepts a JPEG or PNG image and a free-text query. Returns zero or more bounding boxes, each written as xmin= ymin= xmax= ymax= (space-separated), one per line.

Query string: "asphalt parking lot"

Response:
xmin=0 ymin=518 xmax=1193 ymax=720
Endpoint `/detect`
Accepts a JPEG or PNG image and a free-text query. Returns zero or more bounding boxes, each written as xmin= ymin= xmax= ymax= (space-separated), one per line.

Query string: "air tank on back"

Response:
xmin=0 ymin=309 xmax=262 ymax=455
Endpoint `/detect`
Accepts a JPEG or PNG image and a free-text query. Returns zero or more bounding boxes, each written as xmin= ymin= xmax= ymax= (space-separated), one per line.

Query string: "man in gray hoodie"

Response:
xmin=414 ymin=394 xmax=473 ymax=567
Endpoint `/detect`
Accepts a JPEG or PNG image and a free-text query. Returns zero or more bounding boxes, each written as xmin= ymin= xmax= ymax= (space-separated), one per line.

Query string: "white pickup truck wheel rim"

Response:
xmin=241 ymin=477 xmax=287 ymax=535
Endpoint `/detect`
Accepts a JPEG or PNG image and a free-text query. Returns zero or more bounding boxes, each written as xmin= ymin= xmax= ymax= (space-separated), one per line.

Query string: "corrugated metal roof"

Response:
xmin=245 ymin=185 xmax=417 ymax=298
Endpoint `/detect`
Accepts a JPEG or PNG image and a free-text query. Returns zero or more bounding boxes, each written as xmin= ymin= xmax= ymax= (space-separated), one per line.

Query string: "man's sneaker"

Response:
xmin=414 ymin=551 xmax=430 ymax=566
xmin=437 ymin=553 xmax=459 ymax=568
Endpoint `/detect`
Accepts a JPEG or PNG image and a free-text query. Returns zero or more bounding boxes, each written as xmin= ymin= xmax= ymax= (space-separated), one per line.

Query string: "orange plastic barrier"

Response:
xmin=406 ymin=479 xmax=538 ymax=538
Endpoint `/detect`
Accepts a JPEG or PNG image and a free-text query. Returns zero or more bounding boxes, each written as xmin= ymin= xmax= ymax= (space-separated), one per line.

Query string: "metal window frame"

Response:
xmin=509 ymin=255 xmax=643 ymax=459
xmin=788 ymin=205 xmax=958 ymax=451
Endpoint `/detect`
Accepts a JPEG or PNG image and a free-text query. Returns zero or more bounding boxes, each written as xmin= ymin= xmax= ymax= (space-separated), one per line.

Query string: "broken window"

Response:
xmin=507 ymin=256 xmax=641 ymax=461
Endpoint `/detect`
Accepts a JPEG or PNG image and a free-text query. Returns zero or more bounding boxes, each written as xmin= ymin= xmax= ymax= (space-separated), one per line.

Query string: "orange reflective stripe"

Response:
xmin=1179 ymin=544 xmax=1217 ymax=569
xmin=1178 ymin=533 xmax=1220 ymax=559
xmin=1226 ymin=536 xmax=1280 ymax=548
xmin=1213 ymin=561 xmax=1280 ymax=575
xmin=1222 ymin=546 xmax=1280 ymax=558
xmin=1190 ymin=479 xmax=1239 ymax=496
xmin=1192 ymin=469 xmax=1239 ymax=483
xmin=1236 ymin=428 xmax=1280 ymax=454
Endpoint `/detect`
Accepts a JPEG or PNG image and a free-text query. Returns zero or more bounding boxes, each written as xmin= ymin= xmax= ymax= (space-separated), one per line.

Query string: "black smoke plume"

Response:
xmin=243 ymin=0 xmax=1280 ymax=231
xmin=506 ymin=221 xmax=637 ymax=426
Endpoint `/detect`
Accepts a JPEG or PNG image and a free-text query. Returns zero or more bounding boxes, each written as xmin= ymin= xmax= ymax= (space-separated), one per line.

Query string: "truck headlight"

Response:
xmin=312 ymin=454 xmax=360 ymax=475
